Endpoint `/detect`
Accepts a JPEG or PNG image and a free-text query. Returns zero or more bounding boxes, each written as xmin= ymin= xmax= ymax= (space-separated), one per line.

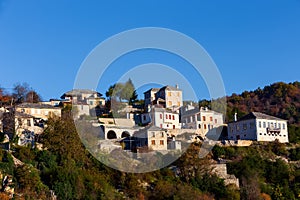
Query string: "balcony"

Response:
xmin=266 ymin=127 xmax=281 ymax=134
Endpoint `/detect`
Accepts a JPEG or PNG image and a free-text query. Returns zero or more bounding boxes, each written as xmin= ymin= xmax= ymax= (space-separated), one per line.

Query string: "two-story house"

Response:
xmin=140 ymin=107 xmax=181 ymax=129
xmin=227 ymin=112 xmax=288 ymax=143
xmin=181 ymin=104 xmax=224 ymax=136
xmin=144 ymin=85 xmax=182 ymax=112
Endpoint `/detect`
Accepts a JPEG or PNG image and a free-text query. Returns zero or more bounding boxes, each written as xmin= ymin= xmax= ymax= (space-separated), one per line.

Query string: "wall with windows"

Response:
xmin=228 ymin=118 xmax=288 ymax=143
xmin=181 ymin=108 xmax=224 ymax=136
xmin=140 ymin=108 xmax=181 ymax=129
xmin=256 ymin=119 xmax=288 ymax=143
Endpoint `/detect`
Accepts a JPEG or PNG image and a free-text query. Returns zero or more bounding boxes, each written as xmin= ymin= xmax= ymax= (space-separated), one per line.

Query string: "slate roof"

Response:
xmin=16 ymin=103 xmax=61 ymax=109
xmin=229 ymin=112 xmax=286 ymax=123
xmin=144 ymin=88 xmax=159 ymax=94
xmin=159 ymin=85 xmax=181 ymax=91
xmin=61 ymin=89 xmax=102 ymax=98
xmin=15 ymin=111 xmax=34 ymax=118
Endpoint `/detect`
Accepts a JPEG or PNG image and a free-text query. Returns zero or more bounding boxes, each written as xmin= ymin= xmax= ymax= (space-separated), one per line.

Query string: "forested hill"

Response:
xmin=225 ymin=81 xmax=300 ymax=125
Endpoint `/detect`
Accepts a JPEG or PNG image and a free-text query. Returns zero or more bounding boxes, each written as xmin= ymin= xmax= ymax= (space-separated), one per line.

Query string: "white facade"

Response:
xmin=141 ymin=107 xmax=181 ymax=129
xmin=181 ymin=105 xmax=224 ymax=136
xmin=228 ymin=112 xmax=288 ymax=143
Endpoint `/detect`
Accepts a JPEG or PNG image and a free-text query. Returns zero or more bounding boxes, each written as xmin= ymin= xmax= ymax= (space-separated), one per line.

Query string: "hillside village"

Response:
xmin=0 ymin=82 xmax=299 ymax=199
xmin=0 ymin=84 xmax=290 ymax=151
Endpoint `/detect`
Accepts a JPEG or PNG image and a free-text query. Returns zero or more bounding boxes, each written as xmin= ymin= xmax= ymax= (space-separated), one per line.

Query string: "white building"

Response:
xmin=181 ymin=105 xmax=224 ymax=136
xmin=227 ymin=112 xmax=288 ymax=143
xmin=140 ymin=107 xmax=181 ymax=129
xmin=144 ymin=85 xmax=182 ymax=112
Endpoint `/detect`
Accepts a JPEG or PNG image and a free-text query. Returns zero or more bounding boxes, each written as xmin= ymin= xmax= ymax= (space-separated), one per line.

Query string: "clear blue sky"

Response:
xmin=0 ymin=0 xmax=299 ymax=101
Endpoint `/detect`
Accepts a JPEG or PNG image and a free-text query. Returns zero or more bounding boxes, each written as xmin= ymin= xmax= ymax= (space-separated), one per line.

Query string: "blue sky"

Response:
xmin=0 ymin=0 xmax=299 ymax=101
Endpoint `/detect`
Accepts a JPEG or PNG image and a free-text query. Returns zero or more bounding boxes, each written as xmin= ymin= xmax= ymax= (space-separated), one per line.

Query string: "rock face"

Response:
xmin=210 ymin=164 xmax=239 ymax=188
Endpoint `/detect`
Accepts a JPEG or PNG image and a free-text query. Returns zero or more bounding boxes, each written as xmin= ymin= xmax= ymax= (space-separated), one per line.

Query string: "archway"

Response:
xmin=107 ymin=130 xmax=117 ymax=139
xmin=121 ymin=131 xmax=130 ymax=138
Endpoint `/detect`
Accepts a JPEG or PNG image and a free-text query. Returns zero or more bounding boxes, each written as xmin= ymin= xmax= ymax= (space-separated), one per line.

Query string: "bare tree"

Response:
xmin=12 ymin=82 xmax=29 ymax=104
xmin=25 ymin=90 xmax=41 ymax=103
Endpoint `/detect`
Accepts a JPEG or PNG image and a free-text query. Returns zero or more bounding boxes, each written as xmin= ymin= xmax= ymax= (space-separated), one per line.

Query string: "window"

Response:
xmin=283 ymin=123 xmax=286 ymax=129
xmin=172 ymin=115 xmax=175 ymax=120
xmin=160 ymin=124 xmax=162 ymax=128
xmin=160 ymin=114 xmax=162 ymax=119
xmin=210 ymin=117 xmax=213 ymax=121
xmin=151 ymin=140 xmax=156 ymax=145
xmin=263 ymin=122 xmax=266 ymax=128
xmin=198 ymin=124 xmax=201 ymax=129
xmin=27 ymin=119 xmax=31 ymax=126
xmin=243 ymin=123 xmax=247 ymax=130
xmin=18 ymin=118 xmax=22 ymax=126
xmin=192 ymin=116 xmax=195 ymax=122
xmin=268 ymin=122 xmax=270 ymax=128
xmin=152 ymin=132 xmax=155 ymax=137
xmin=168 ymin=101 xmax=172 ymax=106
xmin=250 ymin=123 xmax=254 ymax=129
xmin=274 ymin=123 xmax=277 ymax=128
xmin=197 ymin=114 xmax=201 ymax=121
xmin=258 ymin=121 xmax=262 ymax=128
xmin=177 ymin=92 xmax=180 ymax=97
xmin=161 ymin=132 xmax=164 ymax=137
xmin=177 ymin=102 xmax=181 ymax=106
xmin=166 ymin=114 xmax=168 ymax=119
xmin=173 ymin=125 xmax=175 ymax=129
xmin=143 ymin=115 xmax=146 ymax=121
xmin=204 ymin=124 xmax=207 ymax=129
xmin=160 ymin=140 xmax=164 ymax=145
xmin=236 ymin=125 xmax=240 ymax=131
xmin=167 ymin=92 xmax=171 ymax=97
xmin=215 ymin=119 xmax=218 ymax=123
xmin=278 ymin=123 xmax=281 ymax=129
xmin=259 ymin=133 xmax=262 ymax=135
xmin=169 ymin=115 xmax=171 ymax=119
xmin=203 ymin=116 xmax=206 ymax=121
xmin=90 ymin=101 xmax=93 ymax=105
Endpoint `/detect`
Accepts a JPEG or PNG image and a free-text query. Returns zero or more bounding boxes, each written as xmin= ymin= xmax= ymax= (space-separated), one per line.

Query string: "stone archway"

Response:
xmin=121 ymin=131 xmax=130 ymax=138
xmin=107 ymin=130 xmax=117 ymax=139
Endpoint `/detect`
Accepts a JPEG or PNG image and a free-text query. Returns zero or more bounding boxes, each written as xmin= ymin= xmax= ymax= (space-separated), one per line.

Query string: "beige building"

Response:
xmin=144 ymin=85 xmax=182 ymax=112
xmin=134 ymin=126 xmax=168 ymax=151
xmin=61 ymin=89 xmax=105 ymax=108
xmin=16 ymin=103 xmax=62 ymax=120
xmin=228 ymin=112 xmax=288 ymax=143
xmin=181 ymin=105 xmax=224 ymax=136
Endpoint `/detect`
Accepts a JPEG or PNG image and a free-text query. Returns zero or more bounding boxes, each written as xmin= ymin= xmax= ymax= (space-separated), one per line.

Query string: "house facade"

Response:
xmin=181 ymin=105 xmax=224 ymax=136
xmin=227 ymin=112 xmax=288 ymax=143
xmin=140 ymin=107 xmax=181 ymax=129
xmin=144 ymin=85 xmax=182 ymax=112
xmin=61 ymin=89 xmax=105 ymax=108
xmin=134 ymin=126 xmax=168 ymax=151
xmin=16 ymin=103 xmax=62 ymax=120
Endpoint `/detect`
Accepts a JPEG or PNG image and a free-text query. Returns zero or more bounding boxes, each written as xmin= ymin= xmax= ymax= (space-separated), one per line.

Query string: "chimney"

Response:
xmin=175 ymin=84 xmax=179 ymax=89
xmin=234 ymin=112 xmax=237 ymax=122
